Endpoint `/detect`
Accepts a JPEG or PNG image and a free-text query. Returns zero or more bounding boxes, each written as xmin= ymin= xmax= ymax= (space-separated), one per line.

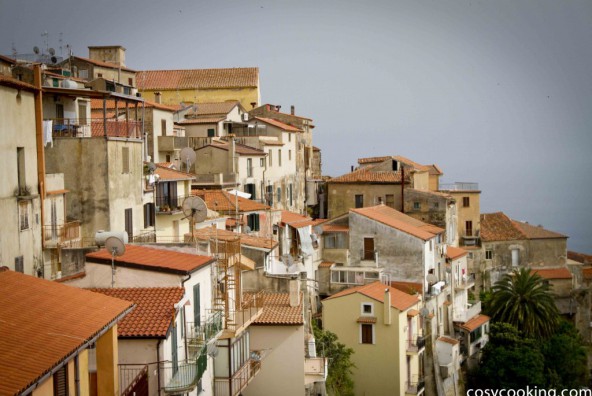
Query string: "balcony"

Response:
xmin=220 ymin=303 xmax=263 ymax=340
xmin=453 ymin=300 xmax=482 ymax=323
xmin=48 ymin=118 xmax=142 ymax=139
xmin=455 ymin=273 xmax=475 ymax=290
xmin=439 ymin=182 xmax=479 ymax=191
xmin=405 ymin=376 xmax=425 ymax=395
xmin=193 ymin=173 xmax=238 ymax=188
xmin=119 ymin=364 xmax=148 ymax=396
xmin=43 ymin=221 xmax=81 ymax=248
xmin=407 ymin=334 xmax=426 ymax=354
xmin=305 ymin=357 xmax=328 ymax=385
xmin=161 ymin=347 xmax=208 ymax=395
xmin=155 ymin=194 xmax=192 ymax=214
xmin=214 ymin=351 xmax=262 ymax=396
xmin=188 ymin=136 xmax=215 ymax=149
xmin=158 ymin=135 xmax=188 ymax=151
xmin=186 ymin=311 xmax=224 ymax=358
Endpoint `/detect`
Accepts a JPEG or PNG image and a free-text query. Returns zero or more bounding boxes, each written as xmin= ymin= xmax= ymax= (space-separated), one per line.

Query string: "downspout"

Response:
xmin=401 ymin=166 xmax=405 ymax=213
xmin=156 ymin=339 xmax=162 ymax=394
xmin=34 ymin=65 xmax=46 ymax=249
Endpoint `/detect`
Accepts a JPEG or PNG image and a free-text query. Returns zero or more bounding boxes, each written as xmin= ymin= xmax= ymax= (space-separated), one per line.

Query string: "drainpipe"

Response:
xmin=156 ymin=339 xmax=162 ymax=394
xmin=34 ymin=65 xmax=46 ymax=250
xmin=401 ymin=166 xmax=405 ymax=213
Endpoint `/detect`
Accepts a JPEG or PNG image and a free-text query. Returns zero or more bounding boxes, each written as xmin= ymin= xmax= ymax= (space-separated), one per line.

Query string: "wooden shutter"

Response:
xmin=193 ymin=283 xmax=201 ymax=327
xmin=53 ymin=366 xmax=68 ymax=395
xmin=364 ymin=238 xmax=374 ymax=260
xmin=125 ymin=208 xmax=133 ymax=239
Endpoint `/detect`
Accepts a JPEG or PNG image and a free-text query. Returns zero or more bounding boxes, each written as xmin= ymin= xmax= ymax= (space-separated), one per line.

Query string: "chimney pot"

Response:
xmin=154 ymin=92 xmax=161 ymax=104
xmin=291 ymin=105 xmax=295 ymax=115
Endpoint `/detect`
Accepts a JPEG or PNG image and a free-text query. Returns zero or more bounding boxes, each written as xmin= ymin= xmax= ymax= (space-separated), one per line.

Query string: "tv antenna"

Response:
xmin=105 ymin=236 xmax=126 ymax=288
xmin=182 ymin=196 xmax=207 ymax=242
xmin=179 ymin=147 xmax=196 ymax=173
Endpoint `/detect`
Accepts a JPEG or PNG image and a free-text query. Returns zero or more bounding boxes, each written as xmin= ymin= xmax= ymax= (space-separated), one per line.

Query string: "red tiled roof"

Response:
xmin=0 ymin=54 xmax=16 ymax=64
xmin=324 ymin=281 xmax=419 ymax=311
xmin=438 ymin=336 xmax=460 ymax=345
xmin=90 ymin=98 xmax=177 ymax=112
xmin=253 ymin=104 xmax=313 ymax=121
xmin=407 ymin=309 xmax=420 ymax=317
xmin=192 ymin=189 xmax=269 ymax=212
xmin=246 ymin=292 xmax=303 ymax=325
xmin=390 ymin=280 xmax=423 ymax=295
xmin=356 ymin=155 xmax=441 ymax=175
xmin=184 ymin=101 xmax=241 ymax=116
xmin=351 ymin=205 xmax=444 ymax=241
xmin=90 ymin=287 xmax=184 ymax=338
xmin=319 ymin=261 xmax=335 ymax=269
xmin=460 ymin=314 xmax=490 ymax=331
xmin=582 ymin=267 xmax=592 ymax=280
xmin=512 ymin=220 xmax=567 ymax=239
xmin=0 ymin=74 xmax=37 ymax=91
xmin=446 ymin=246 xmax=467 ymax=260
xmin=322 ymin=224 xmax=349 ymax=232
xmin=329 ymin=164 xmax=408 ymax=184
xmin=155 ymin=164 xmax=195 ymax=181
xmin=197 ymin=141 xmax=266 ymax=156
xmin=70 ymin=55 xmax=137 ymax=72
xmin=480 ymin=212 xmax=526 ymax=242
xmin=531 ymin=267 xmax=572 ymax=280
xmin=281 ymin=210 xmax=316 ymax=228
xmin=137 ymin=67 xmax=259 ymax=90
xmin=251 ymin=116 xmax=302 ymax=132
xmin=189 ymin=226 xmax=277 ymax=250
xmin=569 ymin=251 xmax=592 ymax=265
xmin=357 ymin=316 xmax=377 ymax=323
xmin=177 ymin=117 xmax=225 ymax=125
xmin=86 ymin=244 xmax=214 ymax=274
xmin=393 ymin=155 xmax=432 ymax=172
xmin=0 ymin=270 xmax=133 ymax=395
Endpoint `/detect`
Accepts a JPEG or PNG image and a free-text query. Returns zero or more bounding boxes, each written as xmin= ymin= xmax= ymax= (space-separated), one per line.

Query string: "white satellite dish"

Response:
xmin=179 ymin=147 xmax=196 ymax=173
xmin=182 ymin=196 xmax=208 ymax=242
xmin=105 ymin=236 xmax=125 ymax=288
xmin=48 ymin=47 xmax=55 ymax=56
xmin=426 ymin=273 xmax=438 ymax=284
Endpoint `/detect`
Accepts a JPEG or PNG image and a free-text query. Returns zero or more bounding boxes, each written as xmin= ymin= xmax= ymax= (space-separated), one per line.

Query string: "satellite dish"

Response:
xmin=33 ymin=46 xmax=40 ymax=54
xmin=420 ymin=307 xmax=430 ymax=318
xmin=48 ymin=47 xmax=55 ymax=55
xmin=179 ymin=147 xmax=196 ymax=173
xmin=50 ymin=56 xmax=57 ymax=64
xmin=182 ymin=196 xmax=208 ymax=242
xmin=148 ymin=162 xmax=157 ymax=173
xmin=426 ymin=274 xmax=437 ymax=284
xmin=105 ymin=236 xmax=125 ymax=288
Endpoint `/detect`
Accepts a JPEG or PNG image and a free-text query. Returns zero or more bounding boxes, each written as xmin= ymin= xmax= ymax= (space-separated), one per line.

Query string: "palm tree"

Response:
xmin=487 ymin=267 xmax=559 ymax=338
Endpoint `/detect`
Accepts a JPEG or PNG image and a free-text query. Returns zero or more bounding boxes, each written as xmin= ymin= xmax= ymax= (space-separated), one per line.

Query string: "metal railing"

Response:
xmin=455 ymin=273 xmax=476 ymax=290
xmin=43 ymin=221 xmax=81 ymax=246
xmin=439 ymin=182 xmax=479 ymax=191
xmin=214 ymin=351 xmax=262 ymax=396
xmin=186 ymin=311 xmax=224 ymax=357
xmin=119 ymin=364 xmax=148 ymax=396
xmin=155 ymin=194 xmax=193 ymax=213
xmin=48 ymin=117 xmax=142 ymax=139
xmin=129 ymin=230 xmax=157 ymax=243
xmin=406 ymin=376 xmax=425 ymax=394
xmin=407 ymin=334 xmax=426 ymax=353
xmin=161 ymin=349 xmax=207 ymax=395
xmin=453 ymin=300 xmax=482 ymax=323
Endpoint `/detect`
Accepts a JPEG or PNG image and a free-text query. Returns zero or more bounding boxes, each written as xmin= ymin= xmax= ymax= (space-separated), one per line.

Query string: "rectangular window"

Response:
xmin=17 ymin=147 xmax=26 ymax=195
xmin=362 ymin=303 xmax=373 ymax=315
xmin=276 ymin=187 xmax=281 ymax=203
xmin=268 ymin=150 xmax=273 ymax=167
xmin=207 ymin=128 xmax=215 ymax=138
xmin=122 ymin=147 xmax=130 ymax=173
xmin=247 ymin=158 xmax=253 ymax=177
xmin=385 ymin=194 xmax=395 ymax=208
xmin=465 ymin=220 xmax=473 ymax=236
xmin=413 ymin=201 xmax=421 ymax=210
xmin=355 ymin=194 xmax=363 ymax=208
xmin=289 ymin=150 xmax=292 ymax=161
xmin=15 ymin=256 xmax=24 ymax=273
xmin=79 ymin=69 xmax=88 ymax=79
xmin=260 ymin=158 xmax=265 ymax=167
xmin=143 ymin=203 xmax=155 ymax=228
xmin=278 ymin=149 xmax=282 ymax=166
xmin=244 ymin=183 xmax=256 ymax=200
xmin=128 ymin=77 xmax=133 ymax=86
xmin=266 ymin=185 xmax=273 ymax=205
xmin=363 ymin=237 xmax=375 ymax=260
xmin=247 ymin=213 xmax=260 ymax=231
xmin=19 ymin=201 xmax=30 ymax=231
xmin=485 ymin=249 xmax=493 ymax=260
xmin=288 ymin=133 xmax=291 ymax=142
xmin=463 ymin=197 xmax=470 ymax=207
xmin=161 ymin=119 xmax=167 ymax=136
xmin=289 ymin=184 xmax=293 ymax=206
xmin=53 ymin=365 xmax=69 ymax=396
xmin=125 ymin=208 xmax=133 ymax=239
xmin=193 ymin=283 xmax=201 ymax=327
xmin=97 ymin=73 xmax=103 ymax=78
xmin=361 ymin=324 xmax=374 ymax=344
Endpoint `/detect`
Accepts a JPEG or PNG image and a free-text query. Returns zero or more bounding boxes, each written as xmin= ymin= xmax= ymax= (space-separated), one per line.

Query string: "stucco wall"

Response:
xmin=328 ymin=183 xmax=404 ymax=219
xmin=141 ymin=87 xmax=259 ymax=111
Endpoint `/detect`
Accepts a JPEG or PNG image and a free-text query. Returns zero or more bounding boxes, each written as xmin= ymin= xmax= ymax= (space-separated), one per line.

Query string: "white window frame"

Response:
xmin=19 ymin=201 xmax=30 ymax=231
xmin=361 ymin=302 xmax=374 ymax=316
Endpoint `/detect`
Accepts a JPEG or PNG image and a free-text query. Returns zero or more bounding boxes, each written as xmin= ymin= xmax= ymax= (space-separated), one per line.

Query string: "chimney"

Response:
xmin=351 ymin=165 xmax=354 ymax=172
xmin=291 ymin=105 xmax=295 ymax=115
xmin=289 ymin=278 xmax=300 ymax=307
xmin=250 ymin=102 xmax=256 ymax=109
xmin=384 ymin=288 xmax=392 ymax=325
xmin=154 ymin=92 xmax=161 ymax=104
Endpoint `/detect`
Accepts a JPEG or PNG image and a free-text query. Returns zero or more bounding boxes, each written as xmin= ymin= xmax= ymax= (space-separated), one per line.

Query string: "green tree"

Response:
xmin=542 ymin=321 xmax=589 ymax=389
xmin=487 ymin=268 xmax=559 ymax=338
xmin=313 ymin=322 xmax=356 ymax=396
xmin=476 ymin=323 xmax=546 ymax=389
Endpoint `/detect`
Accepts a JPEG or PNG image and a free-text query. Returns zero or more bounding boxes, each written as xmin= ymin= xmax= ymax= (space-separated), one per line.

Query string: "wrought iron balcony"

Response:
xmin=43 ymin=221 xmax=81 ymax=248
xmin=407 ymin=334 xmax=426 ymax=354
xmin=119 ymin=364 xmax=148 ymax=396
xmin=186 ymin=311 xmax=224 ymax=358
xmin=48 ymin=117 xmax=142 ymax=139
xmin=455 ymin=273 xmax=476 ymax=290
xmin=162 ymin=347 xmax=208 ymax=395
xmin=214 ymin=350 xmax=263 ymax=396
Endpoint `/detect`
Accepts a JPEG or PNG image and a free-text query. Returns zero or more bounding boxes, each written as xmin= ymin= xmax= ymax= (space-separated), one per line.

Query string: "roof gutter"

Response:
xmin=20 ymin=304 xmax=135 ymax=396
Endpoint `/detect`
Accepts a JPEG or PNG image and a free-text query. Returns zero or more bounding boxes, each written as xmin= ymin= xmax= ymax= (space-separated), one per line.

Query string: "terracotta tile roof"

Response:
xmin=254 ymin=104 xmax=313 ymax=121
xmin=137 ymin=67 xmax=259 ymax=90
xmin=511 ymin=220 xmax=567 ymax=239
xmin=176 ymin=116 xmax=225 ymax=125
xmin=90 ymin=287 xmax=184 ymax=338
xmin=357 ymin=155 xmax=440 ymax=174
xmin=184 ymin=101 xmax=241 ymax=116
xmin=357 ymin=316 xmax=377 ymax=323
xmin=0 ymin=74 xmax=37 ymax=91
xmin=329 ymin=164 xmax=408 ymax=184
xmin=429 ymin=164 xmax=443 ymax=176
xmin=322 ymin=224 xmax=349 ymax=232
xmin=192 ymin=189 xmax=269 ymax=213
xmin=438 ymin=336 xmax=460 ymax=345
xmin=390 ymin=280 xmax=423 ymax=295
xmin=407 ymin=309 xmax=420 ymax=317
xmin=189 ymin=226 xmax=277 ymax=250
xmin=531 ymin=267 xmax=572 ymax=280
xmin=90 ymin=98 xmax=177 ymax=112
xmin=582 ymin=267 xmax=592 ymax=280
xmin=351 ymin=205 xmax=444 ymax=241
xmin=155 ymin=164 xmax=195 ymax=181
xmin=0 ymin=54 xmax=16 ymax=64
xmin=197 ymin=141 xmax=266 ymax=156
xmin=251 ymin=117 xmax=302 ymax=132
xmin=480 ymin=212 xmax=526 ymax=242
xmin=324 ymin=281 xmax=420 ymax=312
xmin=86 ymin=244 xmax=214 ymax=275
xmin=280 ymin=210 xmax=316 ymax=228
xmin=157 ymin=162 xmax=176 ymax=169
xmin=569 ymin=251 xmax=592 ymax=265
xmin=446 ymin=246 xmax=467 ymax=260
xmin=70 ymin=55 xmax=137 ymax=72
xmin=245 ymin=292 xmax=303 ymax=325
xmin=393 ymin=155 xmax=432 ymax=172
xmin=460 ymin=314 xmax=490 ymax=331
xmin=0 ymin=270 xmax=133 ymax=395
xmin=357 ymin=156 xmax=392 ymax=165
xmin=319 ymin=261 xmax=335 ymax=269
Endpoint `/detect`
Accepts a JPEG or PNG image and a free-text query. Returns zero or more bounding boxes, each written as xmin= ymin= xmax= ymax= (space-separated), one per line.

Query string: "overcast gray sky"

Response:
xmin=1 ymin=0 xmax=591 ymax=253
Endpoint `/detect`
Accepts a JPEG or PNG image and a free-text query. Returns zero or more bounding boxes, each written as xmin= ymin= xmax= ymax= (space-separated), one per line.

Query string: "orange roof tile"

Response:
xmin=319 ymin=261 xmax=335 ymax=268
xmin=357 ymin=155 xmax=440 ymax=174
xmin=351 ymin=205 xmax=444 ymax=241
xmin=137 ymin=67 xmax=259 ymax=90
xmin=197 ymin=141 xmax=266 ymax=156
xmin=245 ymin=292 xmax=303 ymax=325
xmin=90 ymin=287 xmax=184 ymax=338
xmin=254 ymin=104 xmax=313 ymax=121
xmin=582 ymin=267 xmax=592 ymax=280
xmin=480 ymin=212 xmax=526 ymax=242
xmin=438 ymin=336 xmax=460 ymax=345
xmin=155 ymin=164 xmax=195 ymax=181
xmin=390 ymin=280 xmax=423 ymax=295
xmin=90 ymin=98 xmax=177 ymax=112
xmin=329 ymin=164 xmax=408 ymax=184
xmin=407 ymin=309 xmax=420 ymax=317
xmin=192 ymin=189 xmax=269 ymax=213
xmin=86 ymin=244 xmax=214 ymax=274
xmin=511 ymin=220 xmax=567 ymax=239
xmin=70 ymin=55 xmax=137 ymax=72
xmin=446 ymin=246 xmax=467 ymax=260
xmin=324 ymin=281 xmax=420 ymax=311
xmin=569 ymin=251 xmax=592 ymax=264
xmin=184 ymin=101 xmax=241 ymax=116
xmin=189 ymin=226 xmax=277 ymax=250
xmin=251 ymin=116 xmax=302 ymax=132
xmin=357 ymin=316 xmax=378 ymax=323
xmin=531 ymin=267 xmax=572 ymax=280
xmin=0 ymin=270 xmax=133 ymax=395
xmin=281 ymin=210 xmax=311 ymax=225
xmin=176 ymin=117 xmax=225 ymax=125
xmin=322 ymin=224 xmax=349 ymax=232
xmin=459 ymin=314 xmax=490 ymax=331
xmin=0 ymin=74 xmax=38 ymax=91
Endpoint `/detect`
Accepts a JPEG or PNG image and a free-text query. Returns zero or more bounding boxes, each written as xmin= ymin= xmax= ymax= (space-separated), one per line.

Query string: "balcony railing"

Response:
xmin=161 ymin=348 xmax=208 ymax=395
xmin=455 ymin=273 xmax=476 ymax=290
xmin=407 ymin=334 xmax=426 ymax=354
xmin=193 ymin=172 xmax=237 ymax=187
xmin=186 ymin=311 xmax=224 ymax=358
xmin=439 ymin=182 xmax=479 ymax=191
xmin=48 ymin=118 xmax=142 ymax=139
xmin=119 ymin=364 xmax=148 ymax=396
xmin=453 ymin=300 xmax=482 ymax=323
xmin=304 ymin=357 xmax=328 ymax=385
xmin=406 ymin=376 xmax=425 ymax=395
xmin=129 ymin=230 xmax=156 ymax=243
xmin=43 ymin=221 xmax=81 ymax=247
xmin=214 ymin=351 xmax=262 ymax=396
xmin=188 ymin=137 xmax=215 ymax=149
xmin=158 ymin=135 xmax=188 ymax=151
xmin=155 ymin=195 xmax=193 ymax=214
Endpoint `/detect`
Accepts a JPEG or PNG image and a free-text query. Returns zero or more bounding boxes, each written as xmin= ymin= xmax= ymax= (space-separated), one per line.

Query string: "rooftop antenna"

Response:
xmin=179 ymin=147 xmax=196 ymax=173
xmin=182 ymin=196 xmax=207 ymax=243
xmin=105 ymin=236 xmax=126 ymax=288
